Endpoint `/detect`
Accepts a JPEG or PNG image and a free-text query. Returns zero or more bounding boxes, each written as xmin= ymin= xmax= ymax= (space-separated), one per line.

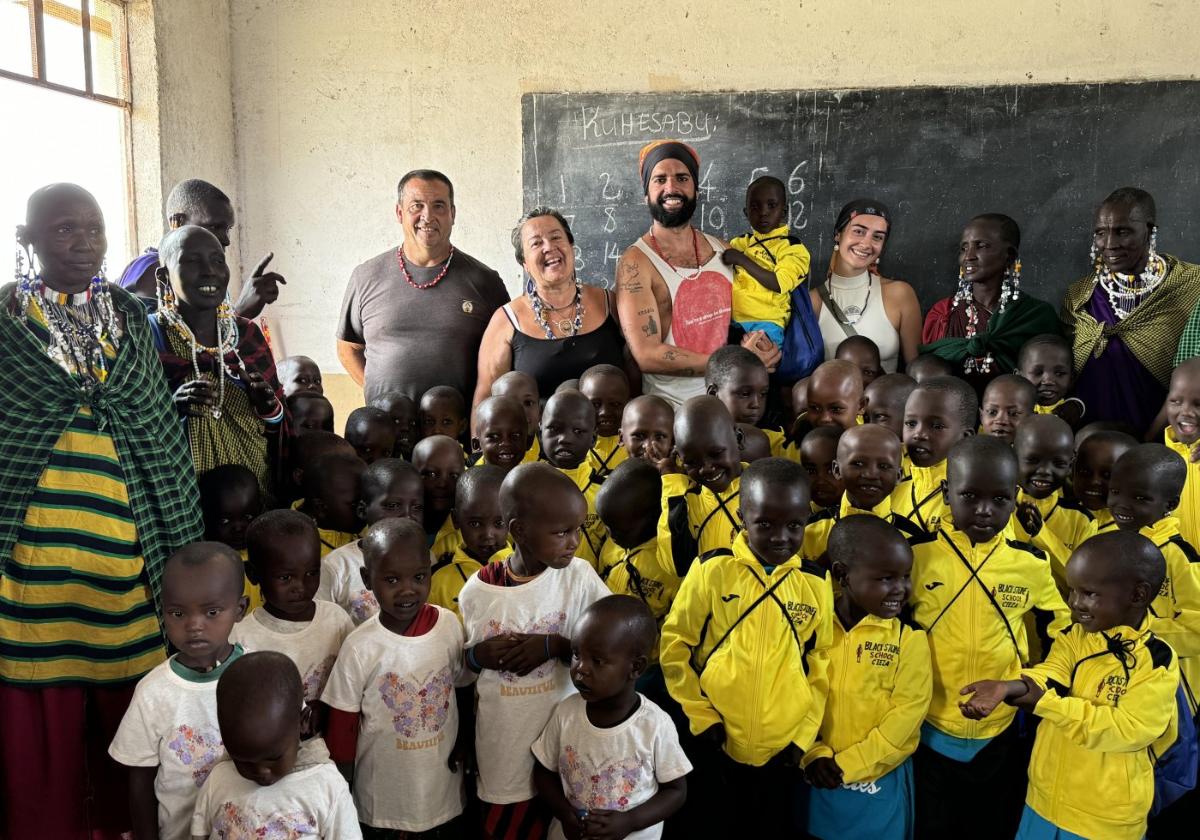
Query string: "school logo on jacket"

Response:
xmin=784 ymin=599 xmax=816 ymax=625
xmin=862 ymin=640 xmax=900 ymax=668
xmin=1096 ymin=674 xmax=1129 ymax=705
xmin=994 ymin=583 xmax=1030 ymax=610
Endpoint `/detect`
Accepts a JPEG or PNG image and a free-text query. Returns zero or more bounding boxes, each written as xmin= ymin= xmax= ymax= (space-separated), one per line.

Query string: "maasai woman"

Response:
xmin=0 ymin=184 xmax=202 ymax=838
xmin=1062 ymin=187 xmax=1200 ymax=435
xmin=921 ymin=213 xmax=1059 ymax=395
xmin=150 ymin=226 xmax=287 ymax=500
xmin=810 ymin=198 xmax=922 ymax=373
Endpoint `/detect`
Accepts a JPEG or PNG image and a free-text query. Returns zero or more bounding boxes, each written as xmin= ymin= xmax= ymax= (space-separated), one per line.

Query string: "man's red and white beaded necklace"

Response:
xmin=397 ymin=245 xmax=455 ymax=289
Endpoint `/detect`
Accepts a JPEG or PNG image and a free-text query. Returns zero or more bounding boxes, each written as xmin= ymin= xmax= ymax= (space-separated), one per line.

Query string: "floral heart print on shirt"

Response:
xmin=668 ymin=270 xmax=732 ymax=354
xmin=486 ymin=611 xmax=566 ymax=683
xmin=167 ymin=724 xmax=222 ymax=788
xmin=560 ymin=745 xmax=651 ymax=811
xmin=351 ymin=589 xmax=379 ymax=623
xmin=212 ymin=801 xmax=317 ymax=839
xmin=377 ymin=665 xmax=454 ymax=739
xmin=302 ymin=654 xmax=337 ymax=701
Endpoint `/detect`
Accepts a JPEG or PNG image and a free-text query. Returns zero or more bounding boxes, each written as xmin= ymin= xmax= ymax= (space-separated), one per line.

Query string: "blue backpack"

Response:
xmin=1151 ymin=679 xmax=1198 ymax=816
xmin=776 ymin=241 xmax=824 ymax=383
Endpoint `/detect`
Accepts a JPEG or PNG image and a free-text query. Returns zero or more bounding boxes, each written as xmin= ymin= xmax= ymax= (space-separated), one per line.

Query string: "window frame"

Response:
xmin=0 ymin=0 xmax=131 ymax=107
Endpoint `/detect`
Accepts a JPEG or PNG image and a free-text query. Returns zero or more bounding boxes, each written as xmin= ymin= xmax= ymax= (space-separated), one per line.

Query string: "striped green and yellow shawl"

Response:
xmin=0 ymin=283 xmax=203 ymax=625
xmin=1061 ymin=254 xmax=1200 ymax=386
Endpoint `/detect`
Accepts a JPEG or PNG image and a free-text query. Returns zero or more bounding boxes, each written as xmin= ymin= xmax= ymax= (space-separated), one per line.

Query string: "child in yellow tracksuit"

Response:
xmin=909 ymin=437 xmax=1070 ymax=839
xmin=656 ymin=396 xmax=745 ymax=579
xmin=1011 ymin=415 xmax=1095 ymax=586
xmin=804 ymin=516 xmax=932 ymax=840
xmin=595 ymin=459 xmax=681 ymax=668
xmin=580 ymin=363 xmax=631 ymax=480
xmin=706 ymin=345 xmax=794 ymax=460
xmin=661 ymin=457 xmax=832 ymax=834
xmin=891 ymin=376 xmax=976 ymax=536
xmin=1070 ymin=428 xmax=1137 ymax=532
xmin=1104 ymin=444 xmax=1200 ymax=712
xmin=539 ymin=390 xmax=607 ymax=566
xmin=1164 ymin=357 xmax=1200 ymax=549
xmin=960 ymin=531 xmax=1180 ymax=840
xmin=720 ymin=176 xmax=811 ymax=350
xmin=427 ymin=465 xmax=512 ymax=619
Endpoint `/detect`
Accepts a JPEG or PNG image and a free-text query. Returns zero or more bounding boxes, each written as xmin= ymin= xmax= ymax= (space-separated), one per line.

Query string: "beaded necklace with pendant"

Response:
xmin=157 ymin=298 xmax=243 ymax=419
xmin=18 ymin=274 xmax=122 ymax=387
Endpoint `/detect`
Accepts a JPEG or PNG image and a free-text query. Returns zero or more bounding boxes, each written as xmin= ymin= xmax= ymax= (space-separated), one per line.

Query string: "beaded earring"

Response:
xmin=155 ymin=267 xmax=177 ymax=312
xmin=999 ymin=259 xmax=1022 ymax=309
xmin=1147 ymin=225 xmax=1159 ymax=262
xmin=952 ymin=265 xmax=971 ymax=308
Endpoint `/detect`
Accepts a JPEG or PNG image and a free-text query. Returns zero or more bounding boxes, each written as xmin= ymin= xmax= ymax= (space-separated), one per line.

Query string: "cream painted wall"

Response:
xmin=127 ymin=0 xmax=240 ymax=275
xmin=226 ymin=0 xmax=1200 ymax=378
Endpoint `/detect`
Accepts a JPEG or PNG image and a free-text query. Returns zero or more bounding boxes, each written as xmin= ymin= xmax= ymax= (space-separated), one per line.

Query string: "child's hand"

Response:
xmin=173 ymin=379 xmax=214 ymax=413
xmin=448 ymin=728 xmax=474 ymax=775
xmin=1015 ymin=502 xmax=1043 ymax=538
xmin=233 ymin=364 xmax=280 ymax=416
xmin=581 ymin=808 xmax=636 ymax=840
xmin=499 ymin=633 xmax=554 ymax=676
xmin=1052 ymin=398 xmax=1085 ymax=427
xmin=958 ymin=680 xmax=1015 ymax=719
xmin=805 ymin=756 xmax=844 ymax=789
xmin=472 ymin=637 xmax=519 ymax=670
xmin=1011 ymin=675 xmax=1045 ymax=710
xmin=561 ymin=810 xmax=586 ymax=840
xmin=645 ymin=441 xmax=677 ymax=476
xmin=1190 ymin=441 xmax=1200 ymax=464
xmin=720 ymin=249 xmax=744 ymax=268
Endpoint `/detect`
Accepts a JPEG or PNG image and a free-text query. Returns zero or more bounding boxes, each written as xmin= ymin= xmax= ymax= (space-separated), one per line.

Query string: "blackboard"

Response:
xmin=521 ymin=83 xmax=1200 ymax=309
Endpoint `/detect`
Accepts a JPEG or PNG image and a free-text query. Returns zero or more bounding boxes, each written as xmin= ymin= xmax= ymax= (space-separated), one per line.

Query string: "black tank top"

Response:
xmin=506 ymin=296 xmax=627 ymax=396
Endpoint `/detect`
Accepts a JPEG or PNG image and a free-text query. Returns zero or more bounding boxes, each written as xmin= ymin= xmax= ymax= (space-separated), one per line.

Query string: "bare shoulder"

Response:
xmin=880 ymin=276 xmax=918 ymax=301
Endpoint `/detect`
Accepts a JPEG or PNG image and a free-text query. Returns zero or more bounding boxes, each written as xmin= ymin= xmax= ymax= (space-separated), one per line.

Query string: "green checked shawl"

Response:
xmin=0 ymin=282 xmax=203 ymax=623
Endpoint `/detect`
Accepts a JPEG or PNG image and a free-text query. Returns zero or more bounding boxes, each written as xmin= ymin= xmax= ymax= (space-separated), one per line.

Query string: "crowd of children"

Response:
xmin=8 ymin=176 xmax=1187 ymax=839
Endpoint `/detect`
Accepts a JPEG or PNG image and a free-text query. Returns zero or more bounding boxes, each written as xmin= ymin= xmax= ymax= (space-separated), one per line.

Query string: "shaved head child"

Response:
xmin=835 ymin=335 xmax=884 ymax=387
xmin=801 ymin=425 xmax=845 ymax=512
xmin=1071 ymin=429 xmax=1137 ymax=530
xmin=1011 ymin=414 xmax=1093 ymax=585
xmin=109 ymin=543 xmax=249 ymax=840
xmin=891 ymin=375 xmax=977 ymax=536
xmin=191 ymin=652 xmax=359 ymax=836
xmin=471 ymin=395 xmax=530 ymax=472
xmin=232 ymin=510 xmax=353 ymax=719
xmin=1017 ymin=333 xmax=1084 ymax=426
xmin=344 ymin=405 xmax=396 ymax=465
xmin=412 ymin=434 xmax=466 ymax=556
xmin=980 ymin=374 xmax=1036 ymax=444
xmin=806 ymin=360 xmax=866 ymax=430
xmin=661 ymin=457 xmax=831 ymax=835
xmin=533 ymin=596 xmax=691 ymax=837
xmin=805 ymin=516 xmax=931 ymax=840
xmin=429 ymin=465 xmax=512 ymax=618
xmin=1163 ymin=357 xmax=1200 ymax=549
xmin=581 ymin=363 xmax=632 ymax=478
xmin=276 ymin=355 xmax=323 ymax=398
xmin=322 ymin=518 xmax=470 ymax=835
xmin=199 ymin=463 xmax=265 ymax=611
xmin=908 ymin=436 xmax=1070 ymax=838
xmin=317 ymin=458 xmax=423 ymax=625
xmin=905 ymin=353 xmax=953 ymax=384
xmin=658 ymin=396 xmax=745 ymax=571
xmin=706 ymin=345 xmax=790 ymax=459
xmin=369 ymin=391 xmax=419 ymax=460
xmin=287 ymin=392 xmax=335 ymax=435
xmin=737 ymin=423 xmax=773 ymax=463
xmin=458 ymin=463 xmax=608 ymax=837
xmin=863 ymin=372 xmax=917 ymax=479
xmin=539 ymin=390 xmax=607 ymax=566
xmin=491 ymin=369 xmax=542 ymax=459
xmin=420 ymin=385 xmax=468 ymax=443
xmin=619 ymin=394 xmax=675 ymax=474
xmin=958 ymin=532 xmax=1177 ymax=840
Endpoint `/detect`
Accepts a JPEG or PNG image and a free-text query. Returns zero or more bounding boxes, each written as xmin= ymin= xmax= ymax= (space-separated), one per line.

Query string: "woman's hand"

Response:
xmin=173 ymin=379 xmax=214 ymax=414
xmin=234 ymin=364 xmax=280 ymax=415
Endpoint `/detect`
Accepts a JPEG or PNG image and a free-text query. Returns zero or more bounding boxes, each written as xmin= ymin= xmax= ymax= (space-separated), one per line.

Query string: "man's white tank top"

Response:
xmin=631 ymin=231 xmax=733 ymax=408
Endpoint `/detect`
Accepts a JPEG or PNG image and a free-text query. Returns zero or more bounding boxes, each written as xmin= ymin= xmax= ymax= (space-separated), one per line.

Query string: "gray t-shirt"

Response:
xmin=337 ymin=247 xmax=509 ymax=404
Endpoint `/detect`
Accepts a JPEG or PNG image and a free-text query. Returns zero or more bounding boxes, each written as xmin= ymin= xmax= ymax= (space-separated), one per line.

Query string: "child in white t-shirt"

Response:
xmin=318 ymin=458 xmax=425 ymax=624
xmin=109 ymin=543 xmax=250 ymax=840
xmin=322 ymin=517 xmax=470 ymax=835
xmin=460 ymin=463 xmax=610 ymax=838
xmin=533 ymin=595 xmax=691 ymax=840
xmin=232 ymin=510 xmax=354 ymax=731
xmin=190 ymin=651 xmax=360 ymax=838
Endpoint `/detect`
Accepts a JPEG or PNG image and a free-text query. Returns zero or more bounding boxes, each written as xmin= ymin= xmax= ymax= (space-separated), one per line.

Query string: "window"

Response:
xmin=1 ymin=0 xmax=134 ymax=273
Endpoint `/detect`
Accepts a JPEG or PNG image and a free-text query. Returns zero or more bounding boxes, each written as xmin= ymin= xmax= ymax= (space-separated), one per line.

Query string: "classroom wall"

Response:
xmin=183 ymin=0 xmax=1200 ymax=420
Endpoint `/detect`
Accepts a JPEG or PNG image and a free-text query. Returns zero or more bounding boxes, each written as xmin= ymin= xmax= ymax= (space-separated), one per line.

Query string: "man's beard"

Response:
xmin=648 ymin=193 xmax=697 ymax=228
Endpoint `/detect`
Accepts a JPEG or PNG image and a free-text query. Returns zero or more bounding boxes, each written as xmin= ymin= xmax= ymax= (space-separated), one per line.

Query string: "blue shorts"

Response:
xmin=1015 ymin=805 xmax=1142 ymax=840
xmin=737 ymin=320 xmax=784 ymax=348
xmin=807 ymin=758 xmax=914 ymax=840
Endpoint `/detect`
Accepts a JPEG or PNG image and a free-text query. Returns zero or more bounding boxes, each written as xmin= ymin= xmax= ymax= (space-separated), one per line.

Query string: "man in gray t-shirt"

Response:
xmin=336 ymin=170 xmax=509 ymax=404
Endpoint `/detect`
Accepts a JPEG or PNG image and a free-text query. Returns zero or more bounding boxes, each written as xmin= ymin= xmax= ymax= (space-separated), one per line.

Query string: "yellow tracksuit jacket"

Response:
xmin=555 ymin=461 xmax=608 ymax=568
xmin=586 ymin=434 xmax=628 ymax=480
xmin=1021 ymin=618 xmax=1179 ymax=840
xmin=1014 ymin=489 xmax=1095 ymax=585
xmin=428 ymin=543 xmax=512 ymax=619
xmin=597 ymin=536 xmax=681 ymax=662
xmin=802 ymin=612 xmax=932 ymax=783
xmin=801 ymin=493 xmax=918 ymax=562
xmin=656 ymin=470 xmax=744 ymax=579
xmin=890 ymin=460 xmax=950 ymax=536
xmin=910 ymin=524 xmax=1071 ymax=741
xmin=430 ymin=515 xmax=460 ymax=561
xmin=728 ymin=224 xmax=811 ymax=329
xmin=1166 ymin=428 xmax=1200 ymax=550
xmin=661 ymin=532 xmax=833 ymax=766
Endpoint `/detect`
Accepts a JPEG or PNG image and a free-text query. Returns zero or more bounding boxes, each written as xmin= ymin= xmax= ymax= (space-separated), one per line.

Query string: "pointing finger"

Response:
xmin=251 ymin=252 xmax=274 ymax=277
